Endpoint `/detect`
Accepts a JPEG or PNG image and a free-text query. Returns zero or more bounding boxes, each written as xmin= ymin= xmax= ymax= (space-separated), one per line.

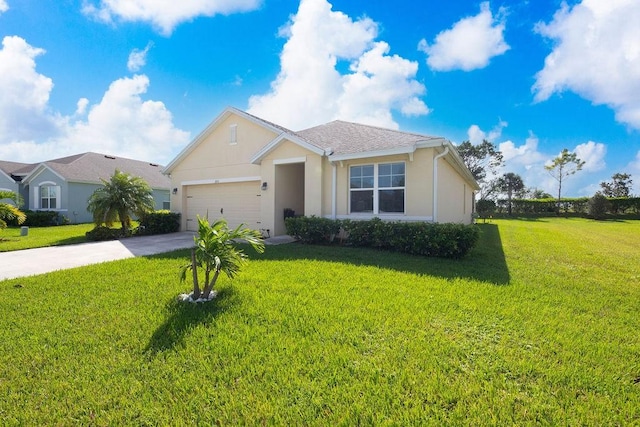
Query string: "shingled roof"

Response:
xmin=296 ymin=120 xmax=443 ymax=156
xmin=11 ymin=153 xmax=170 ymax=189
xmin=0 ymin=160 xmax=33 ymax=181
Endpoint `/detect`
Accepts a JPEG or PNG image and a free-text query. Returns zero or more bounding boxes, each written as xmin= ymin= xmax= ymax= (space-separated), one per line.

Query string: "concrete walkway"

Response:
xmin=0 ymin=233 xmax=296 ymax=281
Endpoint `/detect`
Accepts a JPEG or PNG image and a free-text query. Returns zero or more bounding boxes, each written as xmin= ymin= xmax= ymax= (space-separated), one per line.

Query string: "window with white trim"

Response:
xmin=349 ymin=162 xmax=405 ymax=214
xmin=40 ymin=185 xmax=57 ymax=209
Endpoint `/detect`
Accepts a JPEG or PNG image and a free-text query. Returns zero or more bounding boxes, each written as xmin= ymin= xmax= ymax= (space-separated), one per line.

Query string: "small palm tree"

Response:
xmin=87 ymin=169 xmax=155 ymax=232
xmin=0 ymin=190 xmax=26 ymax=233
xmin=180 ymin=216 xmax=265 ymax=300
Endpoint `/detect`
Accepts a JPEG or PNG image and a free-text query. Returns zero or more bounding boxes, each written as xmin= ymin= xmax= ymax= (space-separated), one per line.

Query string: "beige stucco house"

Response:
xmin=164 ymin=107 xmax=479 ymax=236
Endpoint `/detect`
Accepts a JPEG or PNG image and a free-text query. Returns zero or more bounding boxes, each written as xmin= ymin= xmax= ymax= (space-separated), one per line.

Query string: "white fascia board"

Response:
xmin=164 ymin=106 xmax=286 ymax=174
xmin=251 ymin=133 xmax=324 ymax=164
xmin=181 ymin=176 xmax=261 ymax=186
xmin=328 ymin=145 xmax=417 ymax=162
xmin=0 ymin=168 xmax=15 ymax=183
xmin=441 ymin=141 xmax=481 ymax=190
xmin=273 ymin=156 xmax=307 ymax=165
xmin=22 ymin=164 xmax=66 ymax=184
xmin=415 ymin=137 xmax=448 ymax=149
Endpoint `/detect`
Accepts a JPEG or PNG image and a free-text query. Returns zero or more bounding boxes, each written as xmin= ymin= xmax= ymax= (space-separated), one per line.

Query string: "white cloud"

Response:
xmin=627 ymin=152 xmax=640 ymax=195
xmin=467 ymin=119 xmax=507 ymax=144
xmin=82 ymin=0 xmax=262 ymax=35
xmin=629 ymin=151 xmax=640 ymax=173
xmin=0 ymin=36 xmax=189 ymax=165
xmin=419 ymin=2 xmax=509 ymax=71
xmin=0 ymin=36 xmax=61 ymax=143
xmin=533 ymin=0 xmax=640 ymax=130
xmin=574 ymin=141 xmax=607 ymax=172
xmin=64 ymin=75 xmax=190 ymax=162
xmin=247 ymin=0 xmax=428 ymax=130
xmin=127 ymin=42 xmax=153 ymax=72
xmin=499 ymin=131 xmax=546 ymax=167
xmin=0 ymin=1 xmax=8 ymax=14
xmin=75 ymin=97 xmax=89 ymax=115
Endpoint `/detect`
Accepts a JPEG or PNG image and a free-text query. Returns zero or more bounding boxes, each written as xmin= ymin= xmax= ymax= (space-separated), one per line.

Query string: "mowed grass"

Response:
xmin=0 ymin=218 xmax=639 ymax=424
xmin=0 ymin=224 xmax=94 ymax=252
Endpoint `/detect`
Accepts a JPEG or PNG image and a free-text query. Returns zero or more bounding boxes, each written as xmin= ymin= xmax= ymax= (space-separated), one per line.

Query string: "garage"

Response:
xmin=185 ymin=181 xmax=262 ymax=232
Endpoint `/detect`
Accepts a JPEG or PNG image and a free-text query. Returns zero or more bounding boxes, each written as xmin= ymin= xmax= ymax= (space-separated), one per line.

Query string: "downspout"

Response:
xmin=331 ymin=162 xmax=337 ymax=219
xmin=432 ymin=145 xmax=449 ymax=223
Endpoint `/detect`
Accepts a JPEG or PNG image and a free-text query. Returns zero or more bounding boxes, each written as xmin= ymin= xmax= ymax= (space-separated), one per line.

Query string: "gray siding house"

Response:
xmin=0 ymin=153 xmax=171 ymax=224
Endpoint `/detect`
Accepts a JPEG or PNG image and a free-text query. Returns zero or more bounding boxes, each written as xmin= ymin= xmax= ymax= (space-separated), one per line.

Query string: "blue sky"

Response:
xmin=1 ymin=0 xmax=639 ymax=196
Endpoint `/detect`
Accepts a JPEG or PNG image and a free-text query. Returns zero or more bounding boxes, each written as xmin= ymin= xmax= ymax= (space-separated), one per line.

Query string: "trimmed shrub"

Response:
xmin=21 ymin=210 xmax=61 ymax=227
xmin=342 ymin=220 xmax=480 ymax=259
xmin=137 ymin=210 xmax=181 ymax=235
xmin=588 ymin=193 xmax=611 ymax=220
xmin=287 ymin=216 xmax=480 ymax=259
xmin=609 ymin=197 xmax=640 ymax=214
xmin=86 ymin=226 xmax=131 ymax=241
xmin=476 ymin=199 xmax=496 ymax=221
xmin=285 ymin=216 xmax=341 ymax=244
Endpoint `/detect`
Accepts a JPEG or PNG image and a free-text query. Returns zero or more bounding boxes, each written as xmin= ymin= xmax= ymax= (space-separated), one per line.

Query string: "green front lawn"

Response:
xmin=0 ymin=218 xmax=639 ymax=424
xmin=0 ymin=222 xmax=141 ymax=252
xmin=0 ymin=224 xmax=94 ymax=252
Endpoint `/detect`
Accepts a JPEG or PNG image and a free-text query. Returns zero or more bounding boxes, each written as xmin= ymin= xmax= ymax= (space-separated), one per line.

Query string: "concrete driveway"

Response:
xmin=0 ymin=233 xmax=296 ymax=281
xmin=0 ymin=232 xmax=197 ymax=281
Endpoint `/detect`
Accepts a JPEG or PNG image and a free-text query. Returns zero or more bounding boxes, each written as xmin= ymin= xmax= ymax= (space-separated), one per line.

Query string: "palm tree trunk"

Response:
xmin=203 ymin=270 xmax=220 ymax=299
xmin=191 ymin=248 xmax=200 ymax=299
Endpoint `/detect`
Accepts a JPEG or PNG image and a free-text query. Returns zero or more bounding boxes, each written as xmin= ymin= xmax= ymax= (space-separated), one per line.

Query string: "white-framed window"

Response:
xmin=349 ymin=162 xmax=405 ymax=214
xmin=40 ymin=184 xmax=58 ymax=209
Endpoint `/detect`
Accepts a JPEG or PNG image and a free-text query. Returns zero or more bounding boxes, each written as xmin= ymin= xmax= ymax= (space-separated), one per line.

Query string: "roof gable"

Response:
xmin=164 ymin=106 xmax=303 ymax=174
xmin=22 ymin=152 xmax=170 ymax=189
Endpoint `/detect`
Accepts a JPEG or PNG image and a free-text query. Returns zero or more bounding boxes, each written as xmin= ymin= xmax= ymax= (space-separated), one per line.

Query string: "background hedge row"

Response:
xmin=482 ymin=197 xmax=640 ymax=218
xmin=285 ymin=216 xmax=480 ymax=259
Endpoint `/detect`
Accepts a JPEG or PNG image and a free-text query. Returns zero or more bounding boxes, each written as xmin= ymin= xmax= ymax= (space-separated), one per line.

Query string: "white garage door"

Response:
xmin=185 ymin=182 xmax=262 ymax=232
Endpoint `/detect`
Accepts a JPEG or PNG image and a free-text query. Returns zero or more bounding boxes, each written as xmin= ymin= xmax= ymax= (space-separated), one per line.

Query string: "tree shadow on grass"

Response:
xmin=144 ymin=285 xmax=239 ymax=355
xmin=253 ymin=223 xmax=511 ymax=285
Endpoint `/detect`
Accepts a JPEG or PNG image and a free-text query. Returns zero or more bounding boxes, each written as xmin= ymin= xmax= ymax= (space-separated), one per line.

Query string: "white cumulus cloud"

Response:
xmin=127 ymin=42 xmax=153 ymax=72
xmin=0 ymin=0 xmax=8 ymax=14
xmin=533 ymin=0 xmax=640 ymax=130
xmin=82 ymin=0 xmax=262 ymax=35
xmin=0 ymin=36 xmax=189 ymax=164
xmin=499 ymin=131 xmax=546 ymax=168
xmin=0 ymin=36 xmax=62 ymax=143
xmin=64 ymin=75 xmax=190 ymax=162
xmin=247 ymin=0 xmax=428 ymax=130
xmin=419 ymin=2 xmax=509 ymax=71
xmin=574 ymin=141 xmax=607 ymax=172
xmin=467 ymin=119 xmax=508 ymax=144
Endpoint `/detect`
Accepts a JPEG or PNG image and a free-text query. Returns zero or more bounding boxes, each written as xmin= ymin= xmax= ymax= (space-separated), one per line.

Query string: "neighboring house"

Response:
xmin=165 ymin=107 xmax=479 ymax=237
xmin=0 ymin=152 xmax=171 ymax=224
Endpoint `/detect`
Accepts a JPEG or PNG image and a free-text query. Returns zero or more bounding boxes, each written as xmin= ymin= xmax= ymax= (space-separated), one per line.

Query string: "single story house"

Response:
xmin=164 ymin=107 xmax=479 ymax=237
xmin=0 ymin=152 xmax=171 ymax=224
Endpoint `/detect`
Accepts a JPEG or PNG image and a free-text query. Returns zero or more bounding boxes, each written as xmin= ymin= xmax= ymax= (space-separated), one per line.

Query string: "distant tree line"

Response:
xmin=456 ymin=140 xmax=638 ymax=220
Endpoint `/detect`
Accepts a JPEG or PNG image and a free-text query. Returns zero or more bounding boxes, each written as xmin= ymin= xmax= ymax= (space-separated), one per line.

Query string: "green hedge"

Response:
xmin=86 ymin=211 xmax=181 ymax=241
xmin=284 ymin=216 xmax=341 ymax=244
xmin=137 ymin=210 xmax=181 ymax=235
xmin=285 ymin=216 xmax=480 ymax=259
xmin=85 ymin=226 xmax=131 ymax=241
xmin=494 ymin=197 xmax=640 ymax=216
xmin=21 ymin=210 xmax=63 ymax=227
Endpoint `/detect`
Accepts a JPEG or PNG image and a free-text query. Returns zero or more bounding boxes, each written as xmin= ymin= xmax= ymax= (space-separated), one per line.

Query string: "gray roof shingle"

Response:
xmin=296 ymin=120 xmax=442 ymax=155
xmin=39 ymin=152 xmax=170 ymax=189
xmin=0 ymin=153 xmax=170 ymax=188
